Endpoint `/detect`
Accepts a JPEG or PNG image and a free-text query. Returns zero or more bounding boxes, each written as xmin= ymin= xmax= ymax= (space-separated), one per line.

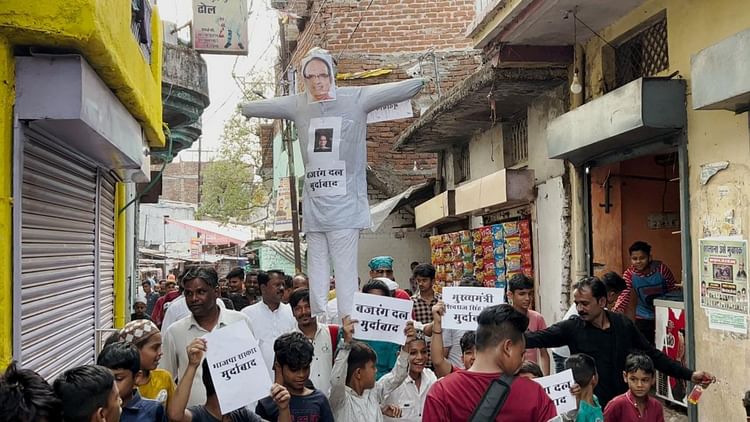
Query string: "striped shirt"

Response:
xmin=615 ymin=261 xmax=676 ymax=317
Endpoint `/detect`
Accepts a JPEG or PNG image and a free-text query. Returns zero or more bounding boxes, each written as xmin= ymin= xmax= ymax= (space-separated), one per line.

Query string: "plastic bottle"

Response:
xmin=687 ymin=385 xmax=704 ymax=405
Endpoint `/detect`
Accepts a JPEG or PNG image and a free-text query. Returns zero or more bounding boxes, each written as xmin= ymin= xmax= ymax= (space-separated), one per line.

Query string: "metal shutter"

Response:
xmin=20 ymin=131 xmax=98 ymax=380
xmin=97 ymin=172 xmax=116 ymax=332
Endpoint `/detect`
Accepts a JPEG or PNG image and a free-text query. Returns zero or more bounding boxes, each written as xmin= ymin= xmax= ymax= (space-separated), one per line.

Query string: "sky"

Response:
xmin=157 ymin=0 xmax=279 ymax=162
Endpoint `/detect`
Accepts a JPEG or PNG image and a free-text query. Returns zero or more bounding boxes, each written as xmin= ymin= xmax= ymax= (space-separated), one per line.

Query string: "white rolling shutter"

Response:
xmin=20 ymin=131 xmax=98 ymax=380
xmin=97 ymin=173 xmax=116 ymax=331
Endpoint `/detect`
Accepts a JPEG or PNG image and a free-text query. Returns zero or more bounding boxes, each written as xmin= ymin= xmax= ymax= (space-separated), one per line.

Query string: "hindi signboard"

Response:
xmin=204 ymin=321 xmax=271 ymax=413
xmin=273 ymin=178 xmax=293 ymax=233
xmin=366 ymin=100 xmax=414 ymax=124
xmin=442 ymin=287 xmax=506 ymax=331
xmin=351 ymin=292 xmax=413 ymax=345
xmin=192 ymin=0 xmax=249 ymax=55
xmin=533 ymin=369 xmax=577 ymax=415
xmin=699 ymin=237 xmax=749 ymax=316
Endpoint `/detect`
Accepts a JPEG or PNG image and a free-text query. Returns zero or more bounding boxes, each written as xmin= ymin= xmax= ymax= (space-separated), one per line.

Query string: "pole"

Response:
xmin=197 ymin=136 xmax=202 ymax=205
xmin=278 ymin=17 xmax=302 ymax=272
xmin=285 ymin=126 xmax=302 ymax=273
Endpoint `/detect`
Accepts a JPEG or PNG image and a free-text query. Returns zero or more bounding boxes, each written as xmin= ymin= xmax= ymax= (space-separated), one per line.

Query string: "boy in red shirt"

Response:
xmin=603 ymin=353 xmax=664 ymax=421
xmin=422 ymin=304 xmax=557 ymax=422
xmin=507 ymin=274 xmax=550 ymax=375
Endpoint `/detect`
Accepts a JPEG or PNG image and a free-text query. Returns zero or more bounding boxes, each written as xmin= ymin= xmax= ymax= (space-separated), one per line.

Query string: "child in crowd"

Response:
xmin=507 ymin=274 xmax=550 ymax=375
xmin=429 ymin=300 xmax=476 ymax=378
xmin=97 ymin=341 xmax=166 ymax=422
xmin=168 ymin=338 xmax=292 ymax=422
xmin=353 ymin=279 xmax=402 ymax=380
xmin=132 ymin=296 xmax=152 ymax=321
xmin=255 ymin=332 xmax=334 ymax=421
xmin=565 ymin=353 xmax=603 ymax=422
xmin=517 ymin=360 xmax=544 ymax=379
xmin=329 ymin=317 xmax=416 ymax=421
xmin=603 ymin=353 xmax=665 ymax=421
xmin=0 ymin=361 xmax=61 ymax=421
xmin=118 ymin=319 xmax=176 ymax=405
xmin=53 ymin=364 xmax=122 ymax=422
xmin=381 ymin=333 xmax=437 ymax=422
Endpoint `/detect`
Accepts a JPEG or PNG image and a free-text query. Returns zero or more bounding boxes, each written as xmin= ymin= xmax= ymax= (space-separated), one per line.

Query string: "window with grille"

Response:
xmin=504 ymin=116 xmax=528 ymax=168
xmin=455 ymin=144 xmax=471 ymax=184
xmin=615 ymin=17 xmax=668 ymax=87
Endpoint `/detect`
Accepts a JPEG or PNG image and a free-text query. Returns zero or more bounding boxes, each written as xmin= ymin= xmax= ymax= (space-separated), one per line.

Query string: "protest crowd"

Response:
xmin=1 ymin=256 xmax=719 ymax=422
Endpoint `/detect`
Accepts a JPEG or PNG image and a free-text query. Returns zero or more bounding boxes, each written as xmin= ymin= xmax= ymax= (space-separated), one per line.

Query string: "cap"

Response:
xmin=368 ymin=256 xmax=394 ymax=271
xmin=118 ymin=319 xmax=159 ymax=345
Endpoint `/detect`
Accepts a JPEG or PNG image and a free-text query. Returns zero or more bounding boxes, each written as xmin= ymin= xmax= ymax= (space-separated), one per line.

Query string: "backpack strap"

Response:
xmin=328 ymin=324 xmax=339 ymax=363
xmin=469 ymin=373 xmax=515 ymax=422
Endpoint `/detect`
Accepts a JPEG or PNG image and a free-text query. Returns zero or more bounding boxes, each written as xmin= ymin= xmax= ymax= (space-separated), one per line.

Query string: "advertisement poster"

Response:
xmin=192 ymin=0 xmax=248 ymax=55
xmin=273 ymin=178 xmax=293 ymax=233
xmin=699 ymin=237 xmax=749 ymax=316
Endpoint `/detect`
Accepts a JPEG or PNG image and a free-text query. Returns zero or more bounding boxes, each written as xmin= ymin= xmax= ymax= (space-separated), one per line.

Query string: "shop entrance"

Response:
xmin=589 ymin=150 xmax=682 ymax=282
xmin=588 ymin=147 xmax=689 ymax=407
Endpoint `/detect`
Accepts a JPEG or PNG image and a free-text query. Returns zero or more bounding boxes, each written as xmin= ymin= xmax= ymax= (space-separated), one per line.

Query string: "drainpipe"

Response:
xmin=568 ymin=43 xmax=589 ymax=285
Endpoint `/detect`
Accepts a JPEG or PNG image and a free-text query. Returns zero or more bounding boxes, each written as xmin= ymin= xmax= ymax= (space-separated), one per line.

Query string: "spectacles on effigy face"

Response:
xmin=305 ymin=73 xmax=330 ymax=81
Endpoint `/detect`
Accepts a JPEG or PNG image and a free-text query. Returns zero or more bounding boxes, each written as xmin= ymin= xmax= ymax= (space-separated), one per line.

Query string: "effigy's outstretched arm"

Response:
xmin=241 ymin=95 xmax=298 ymax=121
xmin=361 ymin=78 xmax=426 ymax=113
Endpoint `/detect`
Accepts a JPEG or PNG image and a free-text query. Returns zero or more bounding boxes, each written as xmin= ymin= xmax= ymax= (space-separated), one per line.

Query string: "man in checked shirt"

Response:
xmin=410 ymin=264 xmax=440 ymax=368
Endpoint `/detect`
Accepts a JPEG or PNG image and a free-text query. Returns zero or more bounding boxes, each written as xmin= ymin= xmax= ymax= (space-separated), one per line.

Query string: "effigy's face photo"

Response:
xmin=303 ymin=56 xmax=336 ymax=103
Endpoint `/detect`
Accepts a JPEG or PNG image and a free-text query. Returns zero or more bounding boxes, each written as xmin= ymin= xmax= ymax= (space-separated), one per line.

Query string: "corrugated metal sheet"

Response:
xmin=97 ymin=173 xmax=116 ymax=330
xmin=20 ymin=132 xmax=98 ymax=380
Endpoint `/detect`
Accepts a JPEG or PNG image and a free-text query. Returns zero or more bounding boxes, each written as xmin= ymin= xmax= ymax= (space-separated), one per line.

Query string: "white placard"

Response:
xmin=351 ymin=292 xmax=413 ymax=345
xmin=305 ymin=161 xmax=347 ymax=197
xmin=442 ymin=287 xmax=506 ymax=331
xmin=366 ymin=100 xmax=414 ymax=124
xmin=204 ymin=321 xmax=271 ymax=414
xmin=533 ymin=369 xmax=576 ymax=415
xmin=192 ymin=0 xmax=248 ymax=55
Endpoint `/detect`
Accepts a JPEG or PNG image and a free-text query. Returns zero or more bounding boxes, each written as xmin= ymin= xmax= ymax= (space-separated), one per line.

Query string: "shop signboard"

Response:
xmin=192 ymin=0 xmax=248 ymax=55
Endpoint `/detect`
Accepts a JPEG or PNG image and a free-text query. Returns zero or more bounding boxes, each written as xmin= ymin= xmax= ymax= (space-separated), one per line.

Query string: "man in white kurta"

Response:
xmin=242 ymin=48 xmax=425 ymax=323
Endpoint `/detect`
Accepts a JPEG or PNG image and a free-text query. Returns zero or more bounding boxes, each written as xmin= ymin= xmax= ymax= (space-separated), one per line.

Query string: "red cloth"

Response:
xmin=524 ymin=309 xmax=547 ymax=363
xmin=423 ymin=369 xmax=557 ymax=422
xmin=394 ymin=289 xmax=411 ymax=300
xmin=151 ymin=291 xmax=180 ymax=326
xmin=603 ymin=390 xmax=665 ymax=422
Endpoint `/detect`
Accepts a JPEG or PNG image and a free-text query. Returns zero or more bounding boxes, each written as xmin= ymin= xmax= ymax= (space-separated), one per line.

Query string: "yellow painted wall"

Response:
xmin=0 ymin=0 xmax=164 ymax=147
xmin=583 ymin=1 xmax=750 ymax=419
xmin=0 ymin=36 xmax=13 ymax=369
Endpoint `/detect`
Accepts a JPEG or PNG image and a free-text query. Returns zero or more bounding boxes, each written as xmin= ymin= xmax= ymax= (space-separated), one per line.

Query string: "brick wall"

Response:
xmin=258 ymin=122 xmax=275 ymax=175
xmin=278 ymin=0 xmax=481 ymax=194
xmin=161 ymin=161 xmax=200 ymax=204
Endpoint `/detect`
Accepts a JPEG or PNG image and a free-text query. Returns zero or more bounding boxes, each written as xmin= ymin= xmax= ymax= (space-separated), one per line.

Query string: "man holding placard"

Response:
xmin=347 ymin=279 xmax=409 ymax=379
xmin=423 ymin=304 xmax=557 ymax=421
xmin=161 ymin=266 xmax=254 ymax=406
xmin=329 ymin=316 xmax=417 ymax=421
xmin=167 ymin=337 xmax=292 ymax=422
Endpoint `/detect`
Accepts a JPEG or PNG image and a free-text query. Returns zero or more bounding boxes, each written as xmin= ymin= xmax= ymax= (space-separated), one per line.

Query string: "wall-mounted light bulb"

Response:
xmin=570 ymin=70 xmax=583 ymax=94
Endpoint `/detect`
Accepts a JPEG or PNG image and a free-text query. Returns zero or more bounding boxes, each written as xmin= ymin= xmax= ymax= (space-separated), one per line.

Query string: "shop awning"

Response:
xmin=454 ymin=169 xmax=534 ymax=216
xmin=546 ymin=77 xmax=686 ymax=165
xmin=15 ymin=55 xmax=150 ymax=183
xmin=692 ymin=28 xmax=750 ymax=112
xmin=370 ymin=179 xmax=435 ymax=231
xmin=393 ymin=63 xmax=568 ymax=152
xmin=165 ymin=219 xmax=262 ymax=245
xmin=415 ymin=169 xmax=533 ymax=229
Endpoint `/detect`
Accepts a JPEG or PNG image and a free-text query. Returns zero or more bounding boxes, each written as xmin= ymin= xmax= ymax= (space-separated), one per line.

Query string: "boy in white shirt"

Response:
xmin=329 ymin=317 xmax=416 ymax=422
xmin=381 ymin=333 xmax=437 ymax=422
